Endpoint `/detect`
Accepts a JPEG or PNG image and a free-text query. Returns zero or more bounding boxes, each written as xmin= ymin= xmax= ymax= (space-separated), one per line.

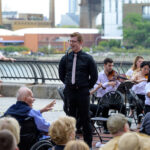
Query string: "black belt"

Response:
xmin=66 ymin=85 xmax=88 ymax=90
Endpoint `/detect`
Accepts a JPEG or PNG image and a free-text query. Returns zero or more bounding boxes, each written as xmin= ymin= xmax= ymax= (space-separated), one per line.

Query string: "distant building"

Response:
xmin=69 ymin=0 xmax=78 ymax=14
xmin=102 ymin=0 xmax=123 ymax=39
xmin=60 ymin=13 xmax=79 ymax=26
xmin=0 ymin=0 xmax=2 ymax=25
xmin=0 ymin=28 xmax=100 ymax=52
xmin=2 ymin=11 xmax=18 ymax=19
xmin=59 ymin=0 xmax=79 ymax=27
xmin=123 ymin=0 xmax=150 ymax=20
xmin=19 ymin=13 xmax=44 ymax=21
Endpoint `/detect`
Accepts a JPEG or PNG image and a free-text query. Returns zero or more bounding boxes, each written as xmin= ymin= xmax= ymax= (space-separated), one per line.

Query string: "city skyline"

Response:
xmin=2 ymin=0 xmax=68 ymax=25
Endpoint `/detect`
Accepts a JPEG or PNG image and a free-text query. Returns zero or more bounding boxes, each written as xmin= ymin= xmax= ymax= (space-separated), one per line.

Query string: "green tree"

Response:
xmin=123 ymin=13 xmax=150 ymax=48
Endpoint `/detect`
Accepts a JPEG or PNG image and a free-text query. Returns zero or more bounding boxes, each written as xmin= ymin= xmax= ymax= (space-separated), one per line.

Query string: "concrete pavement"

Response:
xmin=0 ymin=97 xmax=65 ymax=123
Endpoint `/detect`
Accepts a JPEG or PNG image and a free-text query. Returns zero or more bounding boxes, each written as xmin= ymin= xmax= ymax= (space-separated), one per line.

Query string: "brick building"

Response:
xmin=0 ymin=28 xmax=100 ymax=52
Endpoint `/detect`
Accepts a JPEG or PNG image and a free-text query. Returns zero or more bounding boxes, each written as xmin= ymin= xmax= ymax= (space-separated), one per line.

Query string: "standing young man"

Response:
xmin=59 ymin=32 xmax=98 ymax=147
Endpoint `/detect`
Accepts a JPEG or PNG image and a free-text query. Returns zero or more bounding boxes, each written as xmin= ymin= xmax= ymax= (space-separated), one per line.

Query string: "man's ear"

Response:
xmin=124 ymin=123 xmax=129 ymax=132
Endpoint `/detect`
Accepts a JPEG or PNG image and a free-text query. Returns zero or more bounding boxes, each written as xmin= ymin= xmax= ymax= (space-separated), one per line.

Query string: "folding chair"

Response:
xmin=91 ymin=91 xmax=124 ymax=142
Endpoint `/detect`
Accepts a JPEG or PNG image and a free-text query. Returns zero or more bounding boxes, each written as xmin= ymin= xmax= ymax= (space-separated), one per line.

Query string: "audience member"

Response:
xmin=99 ymin=114 xmax=129 ymax=150
xmin=0 ymin=53 xmax=16 ymax=97
xmin=0 ymin=53 xmax=16 ymax=62
xmin=4 ymin=86 xmax=56 ymax=150
xmin=140 ymin=112 xmax=150 ymax=135
xmin=0 ymin=129 xmax=18 ymax=150
xmin=118 ymin=132 xmax=150 ymax=150
xmin=49 ymin=116 xmax=76 ymax=150
xmin=64 ymin=140 xmax=89 ymax=150
xmin=0 ymin=117 xmax=20 ymax=144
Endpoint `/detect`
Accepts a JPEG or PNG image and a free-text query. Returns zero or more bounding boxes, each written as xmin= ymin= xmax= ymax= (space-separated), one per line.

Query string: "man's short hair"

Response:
xmin=104 ymin=58 xmax=113 ymax=65
xmin=70 ymin=32 xmax=83 ymax=43
xmin=0 ymin=129 xmax=17 ymax=150
xmin=107 ymin=114 xmax=127 ymax=135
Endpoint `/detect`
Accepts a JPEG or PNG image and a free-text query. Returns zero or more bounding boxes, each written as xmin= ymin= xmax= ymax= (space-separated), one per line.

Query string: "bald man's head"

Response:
xmin=16 ymin=87 xmax=34 ymax=107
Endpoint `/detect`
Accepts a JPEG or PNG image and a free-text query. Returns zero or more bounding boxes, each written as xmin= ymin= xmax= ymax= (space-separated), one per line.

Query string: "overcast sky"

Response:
xmin=2 ymin=0 xmax=68 ymax=25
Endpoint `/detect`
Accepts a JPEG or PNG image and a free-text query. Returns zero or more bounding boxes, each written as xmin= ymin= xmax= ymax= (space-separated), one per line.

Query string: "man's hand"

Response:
xmin=9 ymin=58 xmax=16 ymax=62
xmin=40 ymin=100 xmax=56 ymax=113
xmin=108 ymin=81 xmax=116 ymax=87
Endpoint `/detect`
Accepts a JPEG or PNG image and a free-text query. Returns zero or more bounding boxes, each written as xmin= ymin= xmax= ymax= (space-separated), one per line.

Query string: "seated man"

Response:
xmin=100 ymin=113 xmax=129 ymax=150
xmin=0 ymin=129 xmax=18 ymax=150
xmin=140 ymin=112 xmax=150 ymax=135
xmin=118 ymin=132 xmax=150 ymax=150
xmin=91 ymin=58 xmax=126 ymax=133
xmin=4 ymin=86 xmax=56 ymax=150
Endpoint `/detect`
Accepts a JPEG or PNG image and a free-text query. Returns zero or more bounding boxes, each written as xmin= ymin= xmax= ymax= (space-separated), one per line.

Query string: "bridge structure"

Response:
xmin=80 ymin=0 xmax=101 ymax=28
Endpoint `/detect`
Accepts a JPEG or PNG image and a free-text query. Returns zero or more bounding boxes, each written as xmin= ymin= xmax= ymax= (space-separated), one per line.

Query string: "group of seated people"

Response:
xmin=89 ymin=56 xmax=150 ymax=131
xmin=0 ymin=86 xmax=92 ymax=150
xmin=1 ymin=56 xmax=150 ymax=150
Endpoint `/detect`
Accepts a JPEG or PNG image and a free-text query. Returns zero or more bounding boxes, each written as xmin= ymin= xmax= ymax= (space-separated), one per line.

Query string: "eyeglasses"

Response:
xmin=68 ymin=40 xmax=78 ymax=43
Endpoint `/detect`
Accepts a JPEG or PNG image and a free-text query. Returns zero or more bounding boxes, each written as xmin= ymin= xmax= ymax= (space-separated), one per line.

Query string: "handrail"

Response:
xmin=0 ymin=60 xmax=132 ymax=84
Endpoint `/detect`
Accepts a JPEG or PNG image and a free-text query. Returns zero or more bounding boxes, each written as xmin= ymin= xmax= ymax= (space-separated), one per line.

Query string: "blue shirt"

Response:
xmin=28 ymin=109 xmax=50 ymax=132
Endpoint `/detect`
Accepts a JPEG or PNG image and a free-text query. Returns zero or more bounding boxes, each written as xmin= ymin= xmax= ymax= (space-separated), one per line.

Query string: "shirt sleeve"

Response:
xmin=28 ymin=109 xmax=50 ymax=133
xmin=145 ymin=83 xmax=150 ymax=94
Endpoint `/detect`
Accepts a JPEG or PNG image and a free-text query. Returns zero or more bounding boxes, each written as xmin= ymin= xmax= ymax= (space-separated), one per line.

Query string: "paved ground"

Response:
xmin=0 ymin=97 xmax=65 ymax=123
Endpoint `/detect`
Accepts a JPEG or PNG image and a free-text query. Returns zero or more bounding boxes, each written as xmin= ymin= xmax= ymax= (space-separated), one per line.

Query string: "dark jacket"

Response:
xmin=4 ymin=101 xmax=39 ymax=150
xmin=59 ymin=50 xmax=98 ymax=89
xmin=4 ymin=101 xmax=31 ymax=121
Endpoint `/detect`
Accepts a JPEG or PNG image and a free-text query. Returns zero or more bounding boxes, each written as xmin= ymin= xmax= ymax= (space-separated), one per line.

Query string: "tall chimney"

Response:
xmin=49 ymin=0 xmax=55 ymax=27
xmin=0 ymin=0 xmax=2 ymax=25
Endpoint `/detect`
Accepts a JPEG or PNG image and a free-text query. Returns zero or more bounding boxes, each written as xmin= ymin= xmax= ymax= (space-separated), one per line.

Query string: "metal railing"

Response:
xmin=0 ymin=60 xmax=132 ymax=84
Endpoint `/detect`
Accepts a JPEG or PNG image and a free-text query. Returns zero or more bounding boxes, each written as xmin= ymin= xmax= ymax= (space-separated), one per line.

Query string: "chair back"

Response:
xmin=18 ymin=117 xmax=40 ymax=150
xmin=101 ymin=91 xmax=124 ymax=107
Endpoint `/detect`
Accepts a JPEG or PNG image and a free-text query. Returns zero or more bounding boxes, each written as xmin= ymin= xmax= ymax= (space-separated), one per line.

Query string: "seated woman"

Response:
xmin=49 ymin=116 xmax=76 ymax=150
xmin=144 ymin=72 xmax=150 ymax=114
xmin=0 ymin=116 xmax=20 ymax=145
xmin=126 ymin=56 xmax=144 ymax=80
xmin=131 ymin=61 xmax=150 ymax=127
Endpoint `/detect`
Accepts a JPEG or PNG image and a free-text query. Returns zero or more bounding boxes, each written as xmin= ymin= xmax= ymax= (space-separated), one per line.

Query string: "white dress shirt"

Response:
xmin=94 ymin=70 xmax=120 ymax=98
xmin=126 ymin=69 xmax=134 ymax=79
xmin=145 ymin=82 xmax=150 ymax=106
xmin=131 ymin=79 xmax=147 ymax=95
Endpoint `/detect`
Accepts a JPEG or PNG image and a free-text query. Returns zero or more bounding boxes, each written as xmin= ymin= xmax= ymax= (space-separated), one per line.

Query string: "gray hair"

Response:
xmin=107 ymin=113 xmax=127 ymax=135
xmin=16 ymin=87 xmax=32 ymax=101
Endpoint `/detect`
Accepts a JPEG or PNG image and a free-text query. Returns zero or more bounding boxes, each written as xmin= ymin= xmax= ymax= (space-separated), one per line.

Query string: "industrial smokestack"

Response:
xmin=49 ymin=0 xmax=55 ymax=27
xmin=0 ymin=0 xmax=2 ymax=25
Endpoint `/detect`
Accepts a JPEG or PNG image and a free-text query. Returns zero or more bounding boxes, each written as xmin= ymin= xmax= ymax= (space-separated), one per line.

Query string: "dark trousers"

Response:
xmin=145 ymin=105 xmax=150 ymax=114
xmin=66 ymin=87 xmax=92 ymax=147
xmin=136 ymin=94 xmax=145 ymax=123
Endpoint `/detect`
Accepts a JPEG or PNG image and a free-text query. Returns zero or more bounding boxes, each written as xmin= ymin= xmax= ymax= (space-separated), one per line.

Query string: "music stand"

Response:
xmin=117 ymin=81 xmax=134 ymax=106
